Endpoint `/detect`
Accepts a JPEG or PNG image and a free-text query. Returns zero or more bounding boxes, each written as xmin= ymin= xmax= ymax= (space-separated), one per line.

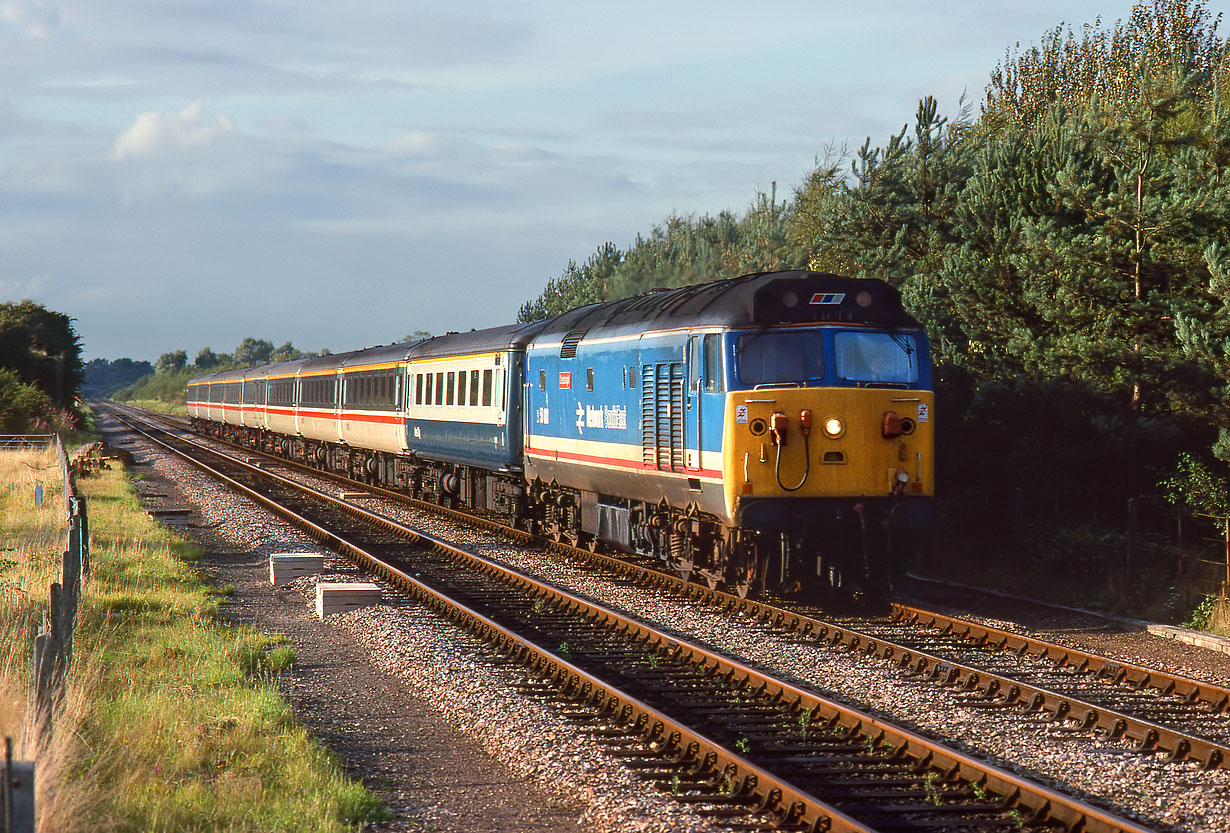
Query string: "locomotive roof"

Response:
xmin=408 ymin=321 xmax=550 ymax=360
xmin=532 ymin=271 xmax=919 ymax=339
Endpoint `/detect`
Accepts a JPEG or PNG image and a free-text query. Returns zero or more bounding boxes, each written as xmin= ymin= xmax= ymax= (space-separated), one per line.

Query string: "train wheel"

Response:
xmin=581 ymin=534 xmax=599 ymax=552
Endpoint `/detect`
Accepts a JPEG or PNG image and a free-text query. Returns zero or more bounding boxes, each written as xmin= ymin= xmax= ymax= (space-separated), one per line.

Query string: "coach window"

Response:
xmin=482 ymin=369 xmax=493 ymax=407
xmin=446 ymin=372 xmax=455 ymax=406
xmin=457 ymin=370 xmax=467 ymax=407
xmin=431 ymin=372 xmax=441 ymax=405
xmin=471 ymin=370 xmax=480 ymax=405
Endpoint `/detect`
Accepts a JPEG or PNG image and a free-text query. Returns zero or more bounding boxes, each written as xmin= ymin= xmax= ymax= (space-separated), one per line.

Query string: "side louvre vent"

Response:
xmin=559 ymin=330 xmax=587 ymax=359
xmin=641 ymin=362 xmax=684 ymax=472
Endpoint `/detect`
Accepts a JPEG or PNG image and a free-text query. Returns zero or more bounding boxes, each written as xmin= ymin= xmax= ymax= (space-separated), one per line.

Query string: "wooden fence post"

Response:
xmin=3 ymin=738 xmax=36 ymax=833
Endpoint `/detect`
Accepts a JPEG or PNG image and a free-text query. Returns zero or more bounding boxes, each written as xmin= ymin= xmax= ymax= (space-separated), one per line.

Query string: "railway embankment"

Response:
xmin=0 ymin=439 xmax=385 ymax=831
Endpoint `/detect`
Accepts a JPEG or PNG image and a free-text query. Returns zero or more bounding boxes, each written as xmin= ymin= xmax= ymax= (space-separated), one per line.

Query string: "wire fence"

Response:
xmin=0 ymin=436 xmax=53 ymax=451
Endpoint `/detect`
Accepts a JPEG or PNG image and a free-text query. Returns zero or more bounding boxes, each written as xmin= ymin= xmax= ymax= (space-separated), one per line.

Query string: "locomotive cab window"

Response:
xmin=834 ymin=331 xmax=917 ymax=385
xmin=704 ymin=334 xmax=721 ymax=392
xmin=735 ymin=331 xmax=824 ymax=386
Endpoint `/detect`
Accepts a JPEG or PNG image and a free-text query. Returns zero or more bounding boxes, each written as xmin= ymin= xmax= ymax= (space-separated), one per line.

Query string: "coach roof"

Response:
xmin=408 ymin=321 xmax=549 ymax=361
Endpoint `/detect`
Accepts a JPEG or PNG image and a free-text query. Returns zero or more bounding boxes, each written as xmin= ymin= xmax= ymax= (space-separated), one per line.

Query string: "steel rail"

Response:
xmin=107 ymin=406 xmax=1158 ymax=833
xmin=579 ymin=556 xmax=1230 ymax=771
xmin=891 ymin=602 xmax=1230 ymax=713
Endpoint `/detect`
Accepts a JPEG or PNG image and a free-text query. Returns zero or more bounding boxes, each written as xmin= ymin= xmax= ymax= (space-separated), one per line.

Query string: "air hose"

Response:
xmin=774 ymin=432 xmax=810 ymax=492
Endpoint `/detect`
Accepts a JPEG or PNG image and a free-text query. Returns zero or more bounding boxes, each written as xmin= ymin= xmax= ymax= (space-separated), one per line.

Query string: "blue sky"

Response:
xmin=0 ymin=0 xmax=1150 ymax=361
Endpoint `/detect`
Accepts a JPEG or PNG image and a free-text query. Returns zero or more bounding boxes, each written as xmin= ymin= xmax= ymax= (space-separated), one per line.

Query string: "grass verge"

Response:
xmin=0 ymin=447 xmax=386 ymax=831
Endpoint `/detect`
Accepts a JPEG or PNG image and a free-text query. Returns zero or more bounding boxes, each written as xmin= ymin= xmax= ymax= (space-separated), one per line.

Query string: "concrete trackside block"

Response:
xmin=269 ymin=552 xmax=326 ymax=587
xmin=1147 ymin=624 xmax=1230 ymax=656
xmin=316 ymin=582 xmax=382 ymax=618
xmin=149 ymin=507 xmax=191 ymax=527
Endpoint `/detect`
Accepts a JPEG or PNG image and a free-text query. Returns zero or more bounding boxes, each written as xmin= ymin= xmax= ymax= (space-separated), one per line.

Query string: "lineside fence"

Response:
xmin=30 ymin=435 xmax=91 ymax=728
xmin=3 ymin=434 xmax=92 ymax=832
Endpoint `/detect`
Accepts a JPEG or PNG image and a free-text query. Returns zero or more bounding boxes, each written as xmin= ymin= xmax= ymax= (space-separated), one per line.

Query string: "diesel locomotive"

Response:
xmin=187 ymin=270 xmax=935 ymax=599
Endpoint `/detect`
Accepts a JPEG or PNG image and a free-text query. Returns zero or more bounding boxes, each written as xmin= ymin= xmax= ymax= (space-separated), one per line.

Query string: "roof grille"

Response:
xmin=559 ymin=329 xmax=587 ymax=359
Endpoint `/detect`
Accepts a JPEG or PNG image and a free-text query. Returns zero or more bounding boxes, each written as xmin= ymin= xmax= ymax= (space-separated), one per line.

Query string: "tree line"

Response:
xmin=96 ymin=338 xmax=324 ymax=405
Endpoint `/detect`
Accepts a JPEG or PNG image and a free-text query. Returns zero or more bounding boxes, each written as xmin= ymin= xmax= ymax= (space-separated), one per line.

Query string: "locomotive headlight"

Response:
xmin=822 ymin=416 xmax=845 ymax=438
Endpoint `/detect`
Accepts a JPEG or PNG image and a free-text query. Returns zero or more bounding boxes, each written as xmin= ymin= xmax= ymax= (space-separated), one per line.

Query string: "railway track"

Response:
xmin=114 ymin=406 xmax=1230 ymax=774
xmin=103 ymin=403 xmax=1166 ymax=832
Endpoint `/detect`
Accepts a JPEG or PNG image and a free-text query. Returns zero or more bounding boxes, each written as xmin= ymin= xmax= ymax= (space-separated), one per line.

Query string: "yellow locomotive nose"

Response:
xmin=723 ymin=386 xmax=934 ymax=512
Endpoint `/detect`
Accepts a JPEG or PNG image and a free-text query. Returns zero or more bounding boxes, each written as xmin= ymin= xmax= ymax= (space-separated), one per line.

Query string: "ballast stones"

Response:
xmin=269 ymin=552 xmax=326 ymax=587
xmin=316 ymin=582 xmax=382 ymax=618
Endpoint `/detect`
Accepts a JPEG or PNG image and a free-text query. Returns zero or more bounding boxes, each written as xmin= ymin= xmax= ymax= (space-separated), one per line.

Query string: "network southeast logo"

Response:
xmin=809 ymin=293 xmax=845 ymax=305
xmin=575 ymin=403 xmax=628 ymax=434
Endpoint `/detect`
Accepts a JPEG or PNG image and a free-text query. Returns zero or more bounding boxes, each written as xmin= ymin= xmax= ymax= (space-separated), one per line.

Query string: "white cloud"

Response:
xmin=0 ymin=0 xmax=59 ymax=39
xmin=110 ymin=101 xmax=237 ymax=161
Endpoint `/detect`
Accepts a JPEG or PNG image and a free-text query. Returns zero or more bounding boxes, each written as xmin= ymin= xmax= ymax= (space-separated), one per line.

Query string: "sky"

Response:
xmin=0 ymin=0 xmax=1161 ymax=363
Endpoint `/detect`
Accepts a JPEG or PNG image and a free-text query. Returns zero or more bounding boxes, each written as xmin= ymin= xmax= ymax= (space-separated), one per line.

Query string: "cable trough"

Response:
xmin=107 ymin=406 xmax=1157 ymax=833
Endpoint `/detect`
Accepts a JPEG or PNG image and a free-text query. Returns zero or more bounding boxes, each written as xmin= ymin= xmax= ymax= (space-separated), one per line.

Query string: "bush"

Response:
xmin=0 ymin=368 xmax=70 ymax=433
